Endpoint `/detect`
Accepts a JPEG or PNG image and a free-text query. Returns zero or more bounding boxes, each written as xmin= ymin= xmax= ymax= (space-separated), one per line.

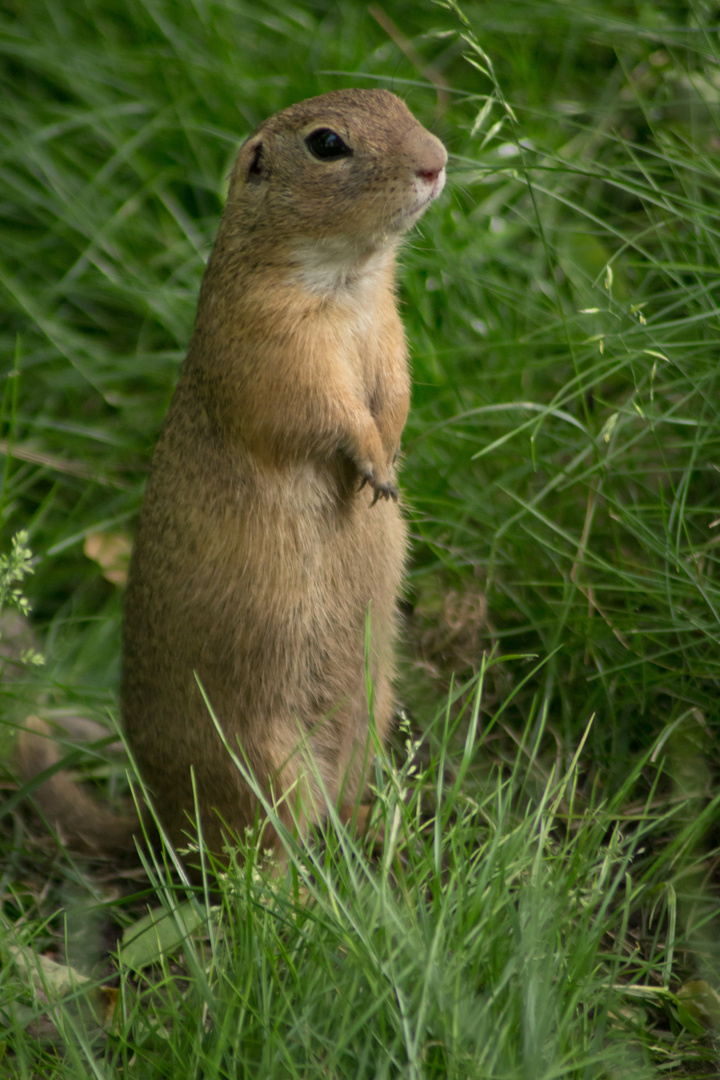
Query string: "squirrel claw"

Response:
xmin=357 ymin=471 xmax=397 ymax=505
xmin=370 ymin=482 xmax=398 ymax=506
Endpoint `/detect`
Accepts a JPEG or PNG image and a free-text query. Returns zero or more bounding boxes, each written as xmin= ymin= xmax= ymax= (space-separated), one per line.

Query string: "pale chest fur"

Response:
xmin=287 ymin=242 xmax=410 ymax=407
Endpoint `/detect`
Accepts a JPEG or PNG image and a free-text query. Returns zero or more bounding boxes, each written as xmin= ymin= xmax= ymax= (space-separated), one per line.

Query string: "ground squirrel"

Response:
xmin=19 ymin=89 xmax=446 ymax=859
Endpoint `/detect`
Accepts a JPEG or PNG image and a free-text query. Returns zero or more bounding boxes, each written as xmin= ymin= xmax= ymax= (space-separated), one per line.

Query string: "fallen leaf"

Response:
xmin=119 ymin=901 xmax=214 ymax=971
xmin=677 ymin=979 xmax=720 ymax=1031
xmin=7 ymin=943 xmax=91 ymax=998
xmin=5 ymin=940 xmax=118 ymax=1030
xmin=84 ymin=532 xmax=131 ymax=586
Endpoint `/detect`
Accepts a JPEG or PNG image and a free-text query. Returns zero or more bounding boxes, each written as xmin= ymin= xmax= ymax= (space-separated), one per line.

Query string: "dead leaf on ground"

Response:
xmin=677 ymin=979 xmax=720 ymax=1032
xmin=84 ymin=532 xmax=132 ymax=587
xmin=5 ymin=940 xmax=119 ymax=1032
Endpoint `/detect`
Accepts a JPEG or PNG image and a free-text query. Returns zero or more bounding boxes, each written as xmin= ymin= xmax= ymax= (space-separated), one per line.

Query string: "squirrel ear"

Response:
xmin=239 ymin=135 xmax=266 ymax=184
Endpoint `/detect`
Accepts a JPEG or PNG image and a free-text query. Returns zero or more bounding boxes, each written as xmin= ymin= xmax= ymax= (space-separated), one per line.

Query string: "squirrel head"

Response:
xmin=223 ymin=89 xmax=446 ymax=265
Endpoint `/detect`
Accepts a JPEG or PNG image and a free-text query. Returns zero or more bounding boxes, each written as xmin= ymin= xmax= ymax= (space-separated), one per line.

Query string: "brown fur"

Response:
xmin=16 ymin=715 xmax=138 ymax=855
xmin=21 ymin=89 xmax=447 ymax=859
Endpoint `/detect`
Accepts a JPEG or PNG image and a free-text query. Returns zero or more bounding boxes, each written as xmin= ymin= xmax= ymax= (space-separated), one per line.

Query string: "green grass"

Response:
xmin=2 ymin=0 xmax=720 ymax=1075
xmin=5 ymin=693 xmax=716 ymax=1079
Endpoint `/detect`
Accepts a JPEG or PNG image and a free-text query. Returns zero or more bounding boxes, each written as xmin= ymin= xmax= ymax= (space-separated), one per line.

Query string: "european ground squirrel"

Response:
xmin=20 ymin=89 xmax=446 ymax=859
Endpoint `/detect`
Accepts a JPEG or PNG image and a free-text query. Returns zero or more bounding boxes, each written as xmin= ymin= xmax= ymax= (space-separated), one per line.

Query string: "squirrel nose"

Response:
xmin=417 ymin=166 xmax=444 ymax=183
xmin=415 ymin=140 xmax=448 ymax=184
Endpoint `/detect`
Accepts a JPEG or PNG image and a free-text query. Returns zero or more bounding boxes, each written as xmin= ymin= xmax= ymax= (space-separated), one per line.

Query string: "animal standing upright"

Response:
xmin=21 ymin=89 xmax=447 ymax=859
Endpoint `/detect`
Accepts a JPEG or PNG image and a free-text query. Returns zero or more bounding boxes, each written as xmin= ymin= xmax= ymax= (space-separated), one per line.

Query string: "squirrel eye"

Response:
xmin=305 ymin=128 xmax=352 ymax=161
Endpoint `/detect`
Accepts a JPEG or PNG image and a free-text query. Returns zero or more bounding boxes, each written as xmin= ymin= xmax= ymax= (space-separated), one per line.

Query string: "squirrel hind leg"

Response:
xmin=16 ymin=714 xmax=139 ymax=857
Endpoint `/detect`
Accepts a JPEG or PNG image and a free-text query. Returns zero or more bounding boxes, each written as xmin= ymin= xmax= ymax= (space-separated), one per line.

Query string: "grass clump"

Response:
xmin=4 ymin=689 xmax=714 ymax=1079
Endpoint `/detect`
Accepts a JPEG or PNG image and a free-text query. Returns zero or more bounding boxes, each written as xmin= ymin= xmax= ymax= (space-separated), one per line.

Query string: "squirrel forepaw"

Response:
xmin=358 ymin=469 xmax=398 ymax=506
xmin=371 ymin=483 xmax=398 ymax=505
